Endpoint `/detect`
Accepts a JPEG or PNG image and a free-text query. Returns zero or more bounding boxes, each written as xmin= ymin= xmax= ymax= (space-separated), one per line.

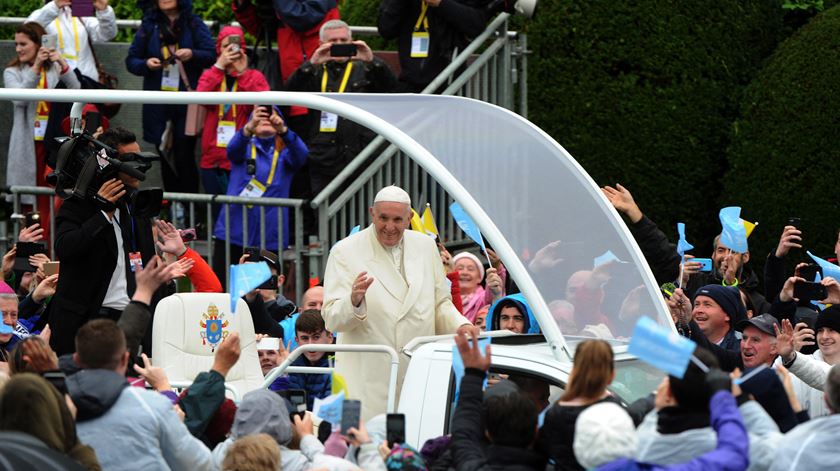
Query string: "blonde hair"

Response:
xmin=223 ymin=434 xmax=281 ymax=471
xmin=561 ymin=339 xmax=614 ymax=402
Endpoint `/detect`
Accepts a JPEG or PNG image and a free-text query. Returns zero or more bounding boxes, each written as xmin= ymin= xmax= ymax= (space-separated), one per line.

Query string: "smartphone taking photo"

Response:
xmin=386 ymin=413 xmax=406 ymax=448
xmin=330 ymin=43 xmax=357 ymax=57
xmin=340 ymin=399 xmax=362 ymax=435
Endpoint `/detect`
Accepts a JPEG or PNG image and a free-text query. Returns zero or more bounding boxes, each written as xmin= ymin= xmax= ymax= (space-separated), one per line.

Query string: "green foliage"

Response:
xmin=723 ymin=5 xmax=840 ymax=263
xmin=526 ymin=1 xmax=785 ymax=250
xmin=783 ymin=0 xmax=824 ymax=11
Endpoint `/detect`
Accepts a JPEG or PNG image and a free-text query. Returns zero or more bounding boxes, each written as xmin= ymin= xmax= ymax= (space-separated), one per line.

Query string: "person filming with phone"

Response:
xmin=211 ymin=105 xmax=308 ymax=286
xmin=287 ymin=19 xmax=396 ymax=196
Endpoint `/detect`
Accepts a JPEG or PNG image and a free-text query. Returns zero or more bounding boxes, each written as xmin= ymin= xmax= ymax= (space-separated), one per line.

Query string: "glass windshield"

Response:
xmin=611 ymin=358 xmax=664 ymax=405
xmin=328 ymin=94 xmax=671 ymax=343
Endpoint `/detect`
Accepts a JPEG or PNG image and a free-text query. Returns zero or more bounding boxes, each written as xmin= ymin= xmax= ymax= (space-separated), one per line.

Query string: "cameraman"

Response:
xmin=48 ymin=127 xmax=159 ymax=355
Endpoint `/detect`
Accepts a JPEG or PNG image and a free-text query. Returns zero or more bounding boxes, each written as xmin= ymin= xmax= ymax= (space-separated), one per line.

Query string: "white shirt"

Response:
xmin=101 ymin=208 xmax=130 ymax=310
xmin=27 ymin=2 xmax=118 ymax=81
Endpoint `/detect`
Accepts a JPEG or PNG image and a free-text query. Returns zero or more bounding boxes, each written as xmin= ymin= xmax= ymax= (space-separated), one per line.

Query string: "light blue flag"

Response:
xmin=807 ymin=251 xmax=840 ymax=281
xmin=312 ymin=391 xmax=345 ymax=430
xmin=593 ymin=250 xmax=624 ymax=268
xmin=676 ymin=222 xmax=694 ymax=256
xmin=452 ymin=337 xmax=491 ymax=403
xmin=719 ymin=207 xmax=748 ymax=254
xmin=449 ymin=202 xmax=487 ymax=253
xmin=0 ymin=322 xmax=12 ymax=334
xmin=229 ymin=262 xmax=272 ymax=312
xmin=348 ymin=225 xmax=361 ymax=236
xmin=629 ymin=316 xmax=697 ymax=379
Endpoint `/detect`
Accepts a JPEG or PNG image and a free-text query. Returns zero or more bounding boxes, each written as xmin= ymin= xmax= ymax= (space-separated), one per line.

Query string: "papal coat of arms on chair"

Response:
xmin=199 ymin=303 xmax=230 ymax=352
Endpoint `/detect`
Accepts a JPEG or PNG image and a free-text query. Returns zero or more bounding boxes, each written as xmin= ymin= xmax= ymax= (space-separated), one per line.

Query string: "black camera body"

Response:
xmin=50 ymin=132 xmax=162 ymax=216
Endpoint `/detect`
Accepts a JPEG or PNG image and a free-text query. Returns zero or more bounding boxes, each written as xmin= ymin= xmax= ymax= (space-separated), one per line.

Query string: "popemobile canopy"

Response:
xmin=0 ymin=88 xmax=673 ymax=361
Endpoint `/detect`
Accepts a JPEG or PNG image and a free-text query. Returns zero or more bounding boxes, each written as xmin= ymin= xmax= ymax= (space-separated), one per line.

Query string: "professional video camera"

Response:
xmin=50 ymin=115 xmax=163 ymax=217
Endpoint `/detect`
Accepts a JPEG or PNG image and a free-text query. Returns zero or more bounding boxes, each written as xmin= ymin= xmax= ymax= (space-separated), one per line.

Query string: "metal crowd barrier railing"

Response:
xmin=5 ymin=185 xmax=307 ymax=303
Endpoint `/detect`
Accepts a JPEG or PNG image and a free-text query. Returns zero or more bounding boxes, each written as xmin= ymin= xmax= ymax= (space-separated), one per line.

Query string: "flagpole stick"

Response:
xmin=678 ymin=254 xmax=685 ymax=289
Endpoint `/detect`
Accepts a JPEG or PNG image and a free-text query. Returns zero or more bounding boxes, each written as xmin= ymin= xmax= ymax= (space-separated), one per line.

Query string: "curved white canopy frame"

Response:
xmin=0 ymin=89 xmax=672 ymax=362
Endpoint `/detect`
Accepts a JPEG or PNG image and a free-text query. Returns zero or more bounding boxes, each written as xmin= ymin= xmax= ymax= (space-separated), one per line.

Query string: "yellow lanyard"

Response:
xmin=219 ymin=79 xmax=237 ymax=118
xmin=36 ymin=69 xmax=49 ymax=115
xmin=414 ymin=1 xmax=429 ymax=32
xmin=250 ymin=139 xmax=281 ymax=186
xmin=321 ymin=61 xmax=353 ymax=93
xmin=54 ymin=17 xmax=80 ymax=59
xmin=161 ymin=43 xmax=178 ymax=62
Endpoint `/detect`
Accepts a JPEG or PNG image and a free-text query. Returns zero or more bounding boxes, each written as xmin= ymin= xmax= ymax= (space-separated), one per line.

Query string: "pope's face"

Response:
xmin=369 ymin=202 xmax=410 ymax=247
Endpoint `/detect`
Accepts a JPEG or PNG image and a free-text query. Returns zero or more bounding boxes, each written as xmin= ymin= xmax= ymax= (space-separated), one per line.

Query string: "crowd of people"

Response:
xmin=2 ymin=1 xmax=840 ymax=470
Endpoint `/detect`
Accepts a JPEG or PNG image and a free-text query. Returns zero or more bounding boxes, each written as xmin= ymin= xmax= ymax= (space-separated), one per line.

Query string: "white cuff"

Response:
xmin=352 ymin=298 xmax=367 ymax=320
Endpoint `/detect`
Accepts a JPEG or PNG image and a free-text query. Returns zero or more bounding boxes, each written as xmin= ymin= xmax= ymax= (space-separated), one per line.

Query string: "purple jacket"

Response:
xmin=599 ymin=391 xmax=748 ymax=471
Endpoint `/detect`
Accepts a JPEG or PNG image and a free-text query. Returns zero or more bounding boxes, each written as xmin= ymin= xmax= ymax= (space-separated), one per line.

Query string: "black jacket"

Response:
xmin=627 ymin=215 xmax=682 ymax=285
xmin=378 ymin=0 xmax=488 ymax=91
xmin=451 ymin=369 xmax=546 ymax=471
xmin=537 ymin=396 xmax=623 ymax=471
xmin=49 ymin=196 xmax=157 ymax=355
xmin=686 ymin=266 xmax=771 ymax=316
xmin=286 ymin=58 xmax=396 ymax=174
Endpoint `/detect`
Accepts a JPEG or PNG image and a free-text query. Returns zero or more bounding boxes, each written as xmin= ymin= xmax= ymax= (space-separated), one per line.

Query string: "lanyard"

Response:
xmin=414 ymin=1 xmax=429 ymax=32
xmin=54 ymin=17 xmax=80 ymax=59
xmin=113 ymin=206 xmax=137 ymax=252
xmin=36 ymin=69 xmax=49 ymax=116
xmin=161 ymin=43 xmax=178 ymax=62
xmin=321 ymin=62 xmax=353 ymax=93
xmin=250 ymin=138 xmax=281 ymax=186
xmin=219 ymin=79 xmax=237 ymax=118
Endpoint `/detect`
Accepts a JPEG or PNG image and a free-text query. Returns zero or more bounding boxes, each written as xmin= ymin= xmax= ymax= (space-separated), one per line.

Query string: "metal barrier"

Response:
xmin=263 ymin=343 xmax=401 ymax=413
xmin=0 ymin=16 xmax=379 ymax=36
xmin=310 ymin=13 xmax=529 ymax=273
xmin=5 ymin=185 xmax=307 ymax=303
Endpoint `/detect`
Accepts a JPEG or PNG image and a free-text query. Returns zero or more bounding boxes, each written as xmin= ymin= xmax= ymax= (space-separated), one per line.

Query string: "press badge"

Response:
xmin=33 ymin=116 xmax=48 ymax=141
xmin=128 ymin=252 xmax=143 ymax=272
xmin=411 ymin=31 xmax=430 ymax=58
xmin=239 ymin=179 xmax=266 ymax=199
xmin=161 ymin=64 xmax=180 ymax=91
xmin=320 ymin=111 xmax=338 ymax=132
xmin=216 ymin=120 xmax=235 ymax=147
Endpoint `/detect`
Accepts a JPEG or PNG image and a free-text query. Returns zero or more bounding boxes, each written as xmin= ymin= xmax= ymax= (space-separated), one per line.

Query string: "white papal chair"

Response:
xmin=151 ymin=293 xmax=264 ymax=400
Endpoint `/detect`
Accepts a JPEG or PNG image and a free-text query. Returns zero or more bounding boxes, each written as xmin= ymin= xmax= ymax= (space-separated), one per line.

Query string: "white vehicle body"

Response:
xmin=398 ymin=334 xmax=662 ymax=448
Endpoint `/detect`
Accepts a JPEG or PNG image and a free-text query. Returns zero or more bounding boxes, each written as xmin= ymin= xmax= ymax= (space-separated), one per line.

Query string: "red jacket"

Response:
xmin=232 ymin=1 xmax=340 ymax=85
xmin=197 ymin=67 xmax=269 ymax=170
xmin=179 ymin=247 xmax=223 ymax=293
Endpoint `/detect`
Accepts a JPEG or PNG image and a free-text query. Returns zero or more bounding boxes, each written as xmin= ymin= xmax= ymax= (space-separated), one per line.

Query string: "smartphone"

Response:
xmin=289 ymin=389 xmax=308 ymax=418
xmin=84 ymin=111 xmax=101 ymax=135
xmin=787 ymin=217 xmax=801 ymax=230
xmin=24 ymin=211 xmax=40 ymax=228
xmin=41 ymin=34 xmax=57 ymax=50
xmin=178 ymin=228 xmax=197 ymax=243
xmin=330 ymin=43 xmax=357 ymax=57
xmin=340 ymin=399 xmax=362 ymax=435
xmin=228 ymin=35 xmax=241 ymax=53
xmin=797 ymin=314 xmax=817 ymax=331
xmin=14 ymin=241 xmax=47 ymax=272
xmin=43 ymin=261 xmax=60 ymax=277
xmin=690 ymin=258 xmax=713 ymax=272
xmin=799 ymin=264 xmax=820 ymax=281
xmin=386 ymin=413 xmax=406 ymax=448
xmin=43 ymin=371 xmax=68 ymax=395
xmin=72 ymin=0 xmax=95 ymax=17
xmin=243 ymin=246 xmax=261 ymax=262
xmin=794 ymin=280 xmax=827 ymax=302
xmin=257 ymin=337 xmax=280 ymax=351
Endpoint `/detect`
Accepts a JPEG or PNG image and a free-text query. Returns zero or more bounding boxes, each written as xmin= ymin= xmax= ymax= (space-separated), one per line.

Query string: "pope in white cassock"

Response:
xmin=323 ymin=186 xmax=476 ymax=420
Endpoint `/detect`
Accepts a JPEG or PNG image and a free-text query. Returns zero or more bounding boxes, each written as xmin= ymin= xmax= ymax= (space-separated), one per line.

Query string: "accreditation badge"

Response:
xmin=320 ymin=111 xmax=338 ymax=133
xmin=216 ymin=120 xmax=236 ymax=147
xmin=411 ymin=31 xmax=430 ymax=58
xmin=161 ymin=64 xmax=180 ymax=91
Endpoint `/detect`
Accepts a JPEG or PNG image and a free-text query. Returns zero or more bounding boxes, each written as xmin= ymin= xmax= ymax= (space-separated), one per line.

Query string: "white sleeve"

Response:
xmin=158 ymin=400 xmax=214 ymax=470
xmin=82 ymin=6 xmax=117 ymax=43
xmin=788 ymin=352 xmax=831 ymax=391
xmin=26 ymin=0 xmax=60 ymax=27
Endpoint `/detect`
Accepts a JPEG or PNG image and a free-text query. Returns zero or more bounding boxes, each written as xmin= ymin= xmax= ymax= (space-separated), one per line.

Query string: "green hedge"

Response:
xmin=723 ymin=5 xmax=840 ymax=264
xmin=525 ymin=1 xmax=786 ymax=251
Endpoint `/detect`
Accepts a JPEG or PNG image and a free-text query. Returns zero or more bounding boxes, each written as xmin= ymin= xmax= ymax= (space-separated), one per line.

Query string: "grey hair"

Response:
xmin=0 ymin=293 xmax=18 ymax=302
xmin=825 ymin=364 xmax=840 ymax=412
xmin=319 ymin=19 xmax=351 ymax=42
